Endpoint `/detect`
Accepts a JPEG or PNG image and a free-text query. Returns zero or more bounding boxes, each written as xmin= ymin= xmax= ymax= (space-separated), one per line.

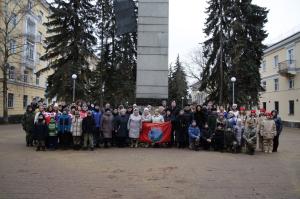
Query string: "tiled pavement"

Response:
xmin=0 ymin=124 xmax=299 ymax=199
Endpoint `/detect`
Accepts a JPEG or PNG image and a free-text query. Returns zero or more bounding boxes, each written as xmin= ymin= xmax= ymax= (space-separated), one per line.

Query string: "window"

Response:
xmin=8 ymin=93 xmax=14 ymax=108
xmin=23 ymin=95 xmax=28 ymax=108
xmin=8 ymin=66 xmax=15 ymax=79
xmin=273 ymin=55 xmax=279 ymax=68
xmin=28 ymin=0 xmax=33 ymax=10
xmin=37 ymin=31 xmax=42 ymax=43
xmin=23 ymin=70 xmax=29 ymax=83
xmin=36 ymin=75 xmax=39 ymax=85
xmin=289 ymin=100 xmax=294 ymax=115
xmin=10 ymin=39 xmax=16 ymax=54
xmin=274 ymin=78 xmax=279 ymax=91
xmin=288 ymin=48 xmax=294 ymax=64
xmin=27 ymin=19 xmax=35 ymax=35
xmin=262 ymin=60 xmax=266 ymax=71
xmin=11 ymin=13 xmax=17 ymax=26
xmin=36 ymin=52 xmax=41 ymax=64
xmin=26 ymin=40 xmax=34 ymax=60
xmin=288 ymin=79 xmax=294 ymax=89
xmin=262 ymin=81 xmax=266 ymax=91
xmin=38 ymin=11 xmax=44 ymax=22
xmin=262 ymin=102 xmax=267 ymax=110
xmin=274 ymin=101 xmax=279 ymax=113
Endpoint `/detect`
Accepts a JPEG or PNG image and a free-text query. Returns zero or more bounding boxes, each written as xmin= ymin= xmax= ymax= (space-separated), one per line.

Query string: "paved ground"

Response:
xmin=0 ymin=124 xmax=300 ymax=199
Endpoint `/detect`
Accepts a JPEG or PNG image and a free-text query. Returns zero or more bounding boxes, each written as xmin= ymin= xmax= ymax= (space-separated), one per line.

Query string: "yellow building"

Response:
xmin=0 ymin=0 xmax=50 ymax=117
xmin=259 ymin=31 xmax=300 ymax=127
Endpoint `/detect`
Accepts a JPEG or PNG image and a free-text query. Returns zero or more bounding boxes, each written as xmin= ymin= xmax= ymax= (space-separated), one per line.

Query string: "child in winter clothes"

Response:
xmin=188 ymin=120 xmax=201 ymax=151
xmin=82 ymin=111 xmax=96 ymax=150
xmin=71 ymin=111 xmax=83 ymax=150
xmin=260 ymin=112 xmax=277 ymax=153
xmin=34 ymin=114 xmax=48 ymax=151
xmin=234 ymin=118 xmax=244 ymax=152
xmin=57 ymin=109 xmax=72 ymax=149
xmin=48 ymin=115 xmax=58 ymax=150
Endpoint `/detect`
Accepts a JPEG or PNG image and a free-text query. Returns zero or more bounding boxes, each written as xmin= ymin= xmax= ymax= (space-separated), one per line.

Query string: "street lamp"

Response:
xmin=231 ymin=77 xmax=236 ymax=105
xmin=181 ymin=96 xmax=184 ymax=108
xmin=72 ymin=74 xmax=77 ymax=102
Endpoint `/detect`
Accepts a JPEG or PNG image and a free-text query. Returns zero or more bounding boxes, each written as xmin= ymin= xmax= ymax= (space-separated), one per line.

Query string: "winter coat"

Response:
xmin=82 ymin=116 xmax=95 ymax=135
xmin=128 ymin=114 xmax=142 ymax=139
xmin=175 ymin=115 xmax=189 ymax=142
xmin=93 ymin=110 xmax=102 ymax=128
xmin=71 ymin=117 xmax=83 ymax=136
xmin=273 ymin=116 xmax=283 ymax=135
xmin=234 ymin=125 xmax=244 ymax=146
xmin=48 ymin=118 xmax=57 ymax=137
xmin=114 ymin=115 xmax=129 ymax=138
xmin=183 ymin=110 xmax=193 ymax=126
xmin=164 ymin=114 xmax=174 ymax=122
xmin=260 ymin=119 xmax=277 ymax=140
xmin=57 ymin=114 xmax=71 ymax=134
xmin=151 ymin=115 xmax=164 ymax=123
xmin=22 ymin=111 xmax=35 ymax=132
xmin=34 ymin=121 xmax=48 ymax=141
xmin=188 ymin=125 xmax=201 ymax=139
xmin=101 ymin=112 xmax=114 ymax=138
xmin=141 ymin=114 xmax=152 ymax=122
xmin=194 ymin=110 xmax=206 ymax=129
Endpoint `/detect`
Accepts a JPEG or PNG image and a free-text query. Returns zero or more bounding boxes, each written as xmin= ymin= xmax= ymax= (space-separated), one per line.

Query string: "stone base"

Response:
xmin=136 ymin=98 xmax=167 ymax=106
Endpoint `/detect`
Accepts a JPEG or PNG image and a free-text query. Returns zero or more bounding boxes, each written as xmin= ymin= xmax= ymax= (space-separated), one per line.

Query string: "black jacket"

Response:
xmin=82 ymin=116 xmax=95 ymax=134
xmin=114 ymin=115 xmax=129 ymax=138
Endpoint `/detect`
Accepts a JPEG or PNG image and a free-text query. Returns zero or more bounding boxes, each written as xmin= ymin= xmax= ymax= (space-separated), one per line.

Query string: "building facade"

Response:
xmin=190 ymin=81 xmax=208 ymax=105
xmin=0 ymin=0 xmax=50 ymax=117
xmin=259 ymin=31 xmax=300 ymax=127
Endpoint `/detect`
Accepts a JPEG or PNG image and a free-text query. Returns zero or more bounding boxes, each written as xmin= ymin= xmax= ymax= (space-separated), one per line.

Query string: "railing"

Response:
xmin=278 ymin=60 xmax=296 ymax=76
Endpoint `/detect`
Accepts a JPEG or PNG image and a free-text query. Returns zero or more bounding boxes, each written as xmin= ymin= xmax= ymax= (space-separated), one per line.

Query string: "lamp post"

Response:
xmin=72 ymin=74 xmax=77 ymax=102
xmin=231 ymin=77 xmax=236 ymax=105
xmin=181 ymin=96 xmax=184 ymax=108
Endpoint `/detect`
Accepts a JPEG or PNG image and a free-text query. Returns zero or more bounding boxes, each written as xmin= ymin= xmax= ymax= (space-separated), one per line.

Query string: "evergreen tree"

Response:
xmin=168 ymin=55 xmax=188 ymax=106
xmin=200 ymin=0 xmax=267 ymax=106
xmin=89 ymin=0 xmax=137 ymax=106
xmin=200 ymin=0 xmax=231 ymax=106
xmin=228 ymin=0 xmax=268 ymax=106
xmin=39 ymin=0 xmax=97 ymax=102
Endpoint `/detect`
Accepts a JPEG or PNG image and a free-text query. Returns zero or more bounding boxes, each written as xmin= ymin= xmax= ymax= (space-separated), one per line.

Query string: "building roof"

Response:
xmin=264 ymin=31 xmax=300 ymax=55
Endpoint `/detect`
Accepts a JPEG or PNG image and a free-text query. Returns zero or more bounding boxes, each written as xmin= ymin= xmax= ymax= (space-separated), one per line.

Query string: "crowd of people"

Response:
xmin=21 ymin=100 xmax=283 ymax=154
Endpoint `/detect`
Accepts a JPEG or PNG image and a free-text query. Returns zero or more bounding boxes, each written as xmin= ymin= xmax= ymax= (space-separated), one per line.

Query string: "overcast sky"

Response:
xmin=169 ymin=0 xmax=300 ymax=65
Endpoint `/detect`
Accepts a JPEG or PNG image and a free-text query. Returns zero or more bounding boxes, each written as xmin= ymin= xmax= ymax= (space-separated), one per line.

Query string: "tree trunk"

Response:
xmin=2 ymin=67 xmax=8 ymax=123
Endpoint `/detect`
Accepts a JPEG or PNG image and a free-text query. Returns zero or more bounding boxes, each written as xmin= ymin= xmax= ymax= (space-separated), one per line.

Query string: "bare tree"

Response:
xmin=185 ymin=45 xmax=207 ymax=82
xmin=0 ymin=0 xmax=37 ymax=122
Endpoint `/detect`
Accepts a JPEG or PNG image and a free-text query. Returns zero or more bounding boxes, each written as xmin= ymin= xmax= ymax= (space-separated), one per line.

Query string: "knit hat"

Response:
xmin=250 ymin=110 xmax=256 ymax=114
xmin=259 ymin=108 xmax=266 ymax=113
xmin=240 ymin=107 xmax=246 ymax=111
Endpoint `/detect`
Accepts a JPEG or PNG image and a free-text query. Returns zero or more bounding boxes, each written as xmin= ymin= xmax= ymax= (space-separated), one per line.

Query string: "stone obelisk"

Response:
xmin=136 ymin=0 xmax=169 ymax=105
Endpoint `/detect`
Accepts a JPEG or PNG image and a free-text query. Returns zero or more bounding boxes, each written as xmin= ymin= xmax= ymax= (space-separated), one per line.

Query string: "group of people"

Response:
xmin=21 ymin=100 xmax=283 ymax=154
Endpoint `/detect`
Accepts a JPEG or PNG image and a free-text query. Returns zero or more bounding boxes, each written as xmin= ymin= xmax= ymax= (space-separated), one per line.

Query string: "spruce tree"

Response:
xmin=201 ymin=0 xmax=267 ymax=106
xmin=39 ymin=0 xmax=97 ymax=102
xmin=90 ymin=0 xmax=137 ymax=106
xmin=200 ymin=0 xmax=231 ymax=106
xmin=169 ymin=56 xmax=188 ymax=106
xmin=228 ymin=0 xmax=268 ymax=106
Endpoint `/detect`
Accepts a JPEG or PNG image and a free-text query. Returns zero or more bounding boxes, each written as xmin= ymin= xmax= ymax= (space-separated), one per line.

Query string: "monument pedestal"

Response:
xmin=135 ymin=0 xmax=169 ymax=105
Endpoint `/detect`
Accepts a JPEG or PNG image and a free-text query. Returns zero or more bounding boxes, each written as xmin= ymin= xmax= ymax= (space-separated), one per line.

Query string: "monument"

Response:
xmin=135 ymin=0 xmax=169 ymax=105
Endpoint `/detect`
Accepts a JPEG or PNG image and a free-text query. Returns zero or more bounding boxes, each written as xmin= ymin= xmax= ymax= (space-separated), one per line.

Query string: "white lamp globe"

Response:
xmin=72 ymin=74 xmax=77 ymax=79
xmin=231 ymin=77 xmax=236 ymax=82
